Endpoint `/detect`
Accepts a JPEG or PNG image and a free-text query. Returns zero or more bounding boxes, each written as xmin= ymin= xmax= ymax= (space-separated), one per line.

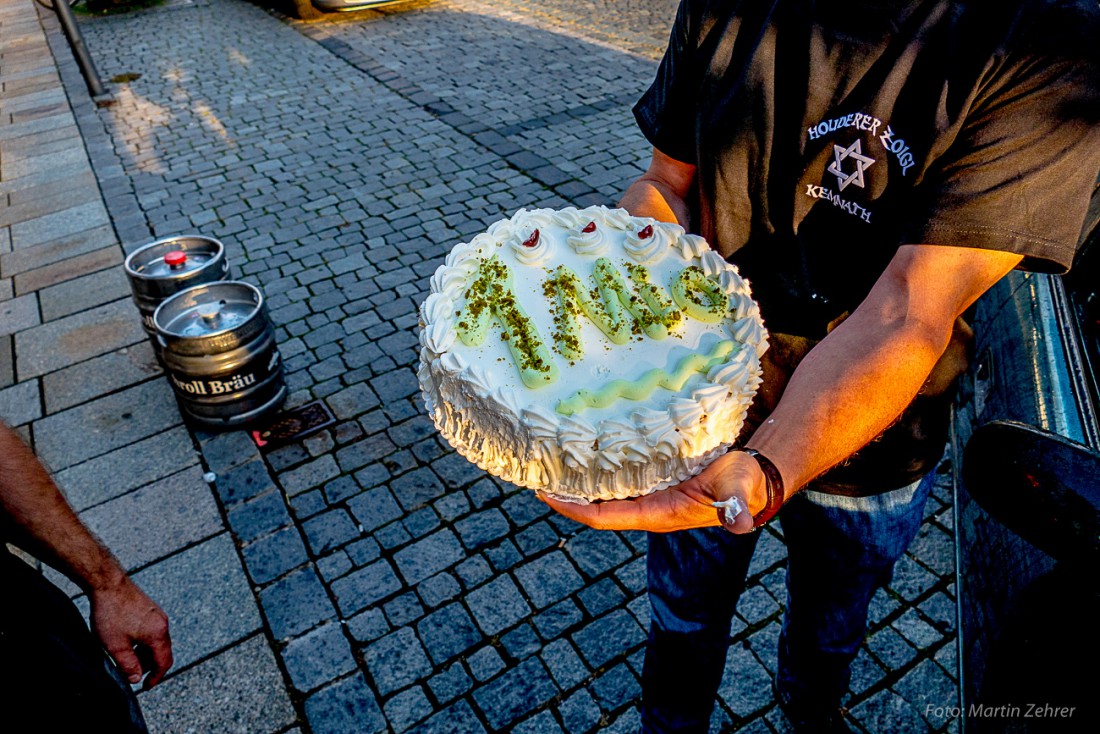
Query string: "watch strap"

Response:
xmin=743 ymin=448 xmax=785 ymax=528
xmin=714 ymin=448 xmax=785 ymax=531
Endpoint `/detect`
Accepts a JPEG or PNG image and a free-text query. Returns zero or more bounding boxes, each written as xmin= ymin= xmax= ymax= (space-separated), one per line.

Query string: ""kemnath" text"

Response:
xmin=804 ymin=185 xmax=872 ymax=223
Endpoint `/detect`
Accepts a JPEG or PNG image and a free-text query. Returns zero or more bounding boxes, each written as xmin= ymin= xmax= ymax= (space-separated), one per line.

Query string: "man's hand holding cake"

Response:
xmin=541 ymin=446 xmax=769 ymax=534
xmin=417 ymin=204 xmax=769 ymax=514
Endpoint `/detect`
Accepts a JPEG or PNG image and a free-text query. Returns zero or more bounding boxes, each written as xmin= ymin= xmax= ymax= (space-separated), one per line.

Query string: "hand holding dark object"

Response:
xmin=0 ymin=421 xmax=174 ymax=692
xmin=91 ymin=577 xmax=173 ymax=690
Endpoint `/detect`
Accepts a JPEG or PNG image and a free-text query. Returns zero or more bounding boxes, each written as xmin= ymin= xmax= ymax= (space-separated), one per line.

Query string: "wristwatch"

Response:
xmin=714 ymin=448 xmax=785 ymax=532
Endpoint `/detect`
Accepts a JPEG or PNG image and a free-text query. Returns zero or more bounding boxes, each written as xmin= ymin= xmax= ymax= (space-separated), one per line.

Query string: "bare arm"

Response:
xmin=618 ymin=147 xmax=697 ymax=227
xmin=747 ymin=244 xmax=1020 ymax=492
xmin=0 ymin=422 xmax=173 ymax=688
xmin=543 ymin=148 xmax=1021 ymax=532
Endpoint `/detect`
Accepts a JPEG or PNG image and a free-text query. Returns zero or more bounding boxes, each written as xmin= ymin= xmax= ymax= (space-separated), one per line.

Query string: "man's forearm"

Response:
xmin=619 ymin=177 xmax=692 ymax=226
xmin=619 ymin=148 xmax=698 ymax=227
xmin=745 ymin=244 xmax=1022 ymax=497
xmin=746 ymin=309 xmax=948 ymax=494
xmin=0 ymin=423 xmax=126 ymax=594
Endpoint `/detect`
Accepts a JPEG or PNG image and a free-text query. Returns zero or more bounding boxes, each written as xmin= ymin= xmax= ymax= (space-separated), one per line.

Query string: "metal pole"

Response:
xmin=50 ymin=0 xmax=107 ymax=99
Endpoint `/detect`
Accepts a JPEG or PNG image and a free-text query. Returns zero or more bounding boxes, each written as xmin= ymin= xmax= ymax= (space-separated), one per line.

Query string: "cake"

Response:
xmin=417 ymin=206 xmax=768 ymax=503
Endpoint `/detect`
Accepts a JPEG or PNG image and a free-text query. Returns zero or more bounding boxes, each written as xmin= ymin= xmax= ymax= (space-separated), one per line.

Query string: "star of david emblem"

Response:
xmin=827 ymin=139 xmax=875 ymax=191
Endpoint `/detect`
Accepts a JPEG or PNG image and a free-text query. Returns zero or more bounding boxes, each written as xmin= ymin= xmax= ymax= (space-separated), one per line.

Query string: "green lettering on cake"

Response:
xmin=555 ymin=339 xmax=738 ymax=415
xmin=544 ymin=263 xmax=631 ymax=361
xmin=594 ymin=260 xmax=680 ymax=340
xmin=671 ymin=266 xmax=729 ymax=323
xmin=457 ymin=255 xmax=558 ymax=388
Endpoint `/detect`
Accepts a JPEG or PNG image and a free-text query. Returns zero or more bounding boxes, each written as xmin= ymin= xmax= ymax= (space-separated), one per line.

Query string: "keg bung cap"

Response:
xmin=164 ymin=250 xmax=187 ymax=268
xmin=196 ymin=302 xmax=222 ymax=326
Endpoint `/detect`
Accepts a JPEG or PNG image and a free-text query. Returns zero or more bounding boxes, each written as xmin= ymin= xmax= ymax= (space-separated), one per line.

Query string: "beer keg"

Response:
xmin=124 ymin=235 xmax=230 ymax=341
xmin=153 ymin=281 xmax=287 ymax=427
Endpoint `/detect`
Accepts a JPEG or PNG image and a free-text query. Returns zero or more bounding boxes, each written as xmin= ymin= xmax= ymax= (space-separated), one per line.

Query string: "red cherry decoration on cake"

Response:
xmin=638 ymin=225 xmax=653 ymax=239
xmin=523 ymin=229 xmax=540 ymax=248
xmin=582 ymin=221 xmax=596 ymax=233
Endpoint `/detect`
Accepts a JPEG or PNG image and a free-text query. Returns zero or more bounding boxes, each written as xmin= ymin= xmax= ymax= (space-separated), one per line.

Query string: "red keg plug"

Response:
xmin=164 ymin=250 xmax=187 ymax=268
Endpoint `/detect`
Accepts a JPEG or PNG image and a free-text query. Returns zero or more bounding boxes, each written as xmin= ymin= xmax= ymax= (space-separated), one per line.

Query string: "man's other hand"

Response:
xmin=91 ymin=578 xmax=173 ymax=690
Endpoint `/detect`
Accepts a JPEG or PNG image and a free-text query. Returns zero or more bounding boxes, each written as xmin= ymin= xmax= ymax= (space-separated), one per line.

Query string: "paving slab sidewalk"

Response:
xmin=0 ymin=2 xmax=297 ymax=731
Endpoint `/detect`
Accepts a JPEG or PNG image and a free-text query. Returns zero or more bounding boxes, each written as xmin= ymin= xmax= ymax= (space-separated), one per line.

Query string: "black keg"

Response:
xmin=153 ymin=281 xmax=287 ymax=428
xmin=124 ymin=235 xmax=229 ymax=342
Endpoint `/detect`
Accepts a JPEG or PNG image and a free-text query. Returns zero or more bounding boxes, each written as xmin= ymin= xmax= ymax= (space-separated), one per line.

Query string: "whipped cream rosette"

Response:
xmin=417 ymin=206 xmax=768 ymax=503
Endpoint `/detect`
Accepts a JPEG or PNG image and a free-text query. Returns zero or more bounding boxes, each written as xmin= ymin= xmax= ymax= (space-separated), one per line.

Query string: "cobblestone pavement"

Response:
xmin=4 ymin=0 xmax=961 ymax=731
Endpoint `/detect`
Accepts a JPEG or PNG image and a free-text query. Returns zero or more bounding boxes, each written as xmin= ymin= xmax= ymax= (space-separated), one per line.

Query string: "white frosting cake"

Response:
xmin=417 ymin=206 xmax=768 ymax=503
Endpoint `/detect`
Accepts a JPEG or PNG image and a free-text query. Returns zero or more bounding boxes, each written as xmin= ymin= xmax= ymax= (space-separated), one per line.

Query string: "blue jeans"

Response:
xmin=641 ymin=473 xmax=935 ymax=733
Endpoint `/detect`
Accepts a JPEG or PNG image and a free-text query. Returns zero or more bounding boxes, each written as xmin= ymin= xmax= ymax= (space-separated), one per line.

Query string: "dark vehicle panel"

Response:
xmin=951 ymin=180 xmax=1100 ymax=732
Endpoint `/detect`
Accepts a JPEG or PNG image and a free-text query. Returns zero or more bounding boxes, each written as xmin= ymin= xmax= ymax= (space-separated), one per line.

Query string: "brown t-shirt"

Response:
xmin=634 ymin=0 xmax=1100 ymax=493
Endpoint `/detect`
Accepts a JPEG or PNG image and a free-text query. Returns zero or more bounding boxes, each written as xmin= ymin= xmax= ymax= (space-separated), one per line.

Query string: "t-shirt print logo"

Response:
xmin=827 ymin=140 xmax=875 ymax=191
